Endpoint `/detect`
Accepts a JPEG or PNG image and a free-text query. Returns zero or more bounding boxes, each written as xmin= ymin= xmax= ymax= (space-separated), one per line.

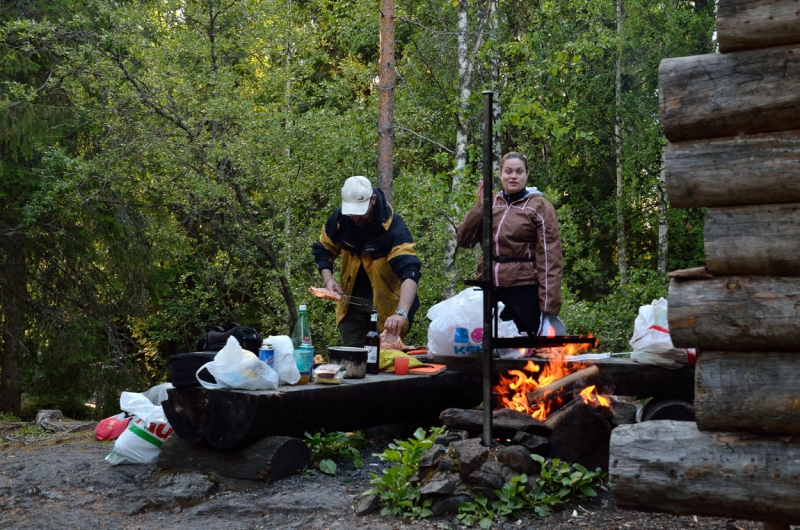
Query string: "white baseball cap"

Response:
xmin=341 ymin=176 xmax=373 ymax=215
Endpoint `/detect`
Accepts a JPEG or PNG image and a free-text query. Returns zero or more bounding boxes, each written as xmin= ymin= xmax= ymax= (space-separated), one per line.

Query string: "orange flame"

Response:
xmin=579 ymin=385 xmax=610 ymax=408
xmin=493 ymin=340 xmax=610 ymax=421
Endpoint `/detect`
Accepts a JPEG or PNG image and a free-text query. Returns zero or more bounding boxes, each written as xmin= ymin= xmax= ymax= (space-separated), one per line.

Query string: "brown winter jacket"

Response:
xmin=456 ymin=188 xmax=563 ymax=315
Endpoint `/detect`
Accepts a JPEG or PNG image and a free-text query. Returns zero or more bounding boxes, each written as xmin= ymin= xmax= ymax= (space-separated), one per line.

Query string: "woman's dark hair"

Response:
xmin=499 ymin=152 xmax=528 ymax=172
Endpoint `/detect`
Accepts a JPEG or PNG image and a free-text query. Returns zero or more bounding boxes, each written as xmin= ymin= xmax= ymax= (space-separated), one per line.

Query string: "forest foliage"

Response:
xmin=0 ymin=0 xmax=714 ymax=418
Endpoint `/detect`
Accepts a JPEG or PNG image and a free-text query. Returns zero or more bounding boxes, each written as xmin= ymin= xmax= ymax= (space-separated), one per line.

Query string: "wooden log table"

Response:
xmin=416 ymin=354 xmax=694 ymax=402
xmin=163 ymin=370 xmax=478 ymax=450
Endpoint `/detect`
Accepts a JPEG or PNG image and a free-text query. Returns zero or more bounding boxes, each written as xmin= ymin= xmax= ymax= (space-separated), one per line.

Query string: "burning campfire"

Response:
xmin=493 ymin=342 xmax=610 ymax=421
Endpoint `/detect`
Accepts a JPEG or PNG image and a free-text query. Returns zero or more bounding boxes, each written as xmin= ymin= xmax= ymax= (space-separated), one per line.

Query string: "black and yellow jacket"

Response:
xmin=312 ymin=188 xmax=422 ymax=331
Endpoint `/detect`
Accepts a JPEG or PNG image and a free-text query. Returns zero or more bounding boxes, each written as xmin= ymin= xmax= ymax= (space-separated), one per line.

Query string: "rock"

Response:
xmin=451 ymin=438 xmax=489 ymax=476
xmin=431 ymin=494 xmax=473 ymax=516
xmin=495 ymin=445 xmax=535 ymax=476
xmin=355 ymin=494 xmax=380 ymax=515
xmin=419 ymin=471 xmax=460 ymax=495
xmin=418 ymin=444 xmax=447 ymax=469
xmin=478 ymin=459 xmax=516 ymax=483
xmin=511 ymin=431 xmax=549 ymax=453
xmin=467 ymin=469 xmax=505 ymax=490
xmin=439 ymin=408 xmax=552 ymax=438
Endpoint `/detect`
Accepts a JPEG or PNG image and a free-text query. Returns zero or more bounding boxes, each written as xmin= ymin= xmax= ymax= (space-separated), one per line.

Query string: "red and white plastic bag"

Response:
xmin=105 ymin=391 xmax=174 ymax=465
xmin=629 ymin=297 xmax=696 ymax=368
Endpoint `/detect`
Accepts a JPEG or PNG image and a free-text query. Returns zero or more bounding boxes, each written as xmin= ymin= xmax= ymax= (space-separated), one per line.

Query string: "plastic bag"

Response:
xmin=270 ymin=334 xmax=301 ymax=385
xmin=105 ymin=391 xmax=173 ymax=465
xmin=119 ymin=391 xmax=169 ymax=424
xmin=140 ymin=382 xmax=174 ymax=405
xmin=197 ymin=336 xmax=280 ymax=390
xmin=95 ymin=412 xmax=130 ymax=441
xmin=105 ymin=416 xmax=173 ymax=465
xmin=426 ymin=287 xmax=519 ymax=355
xmin=629 ymin=297 xmax=696 ymax=368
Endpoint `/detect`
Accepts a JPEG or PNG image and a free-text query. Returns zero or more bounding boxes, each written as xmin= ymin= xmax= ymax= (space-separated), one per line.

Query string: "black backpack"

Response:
xmin=195 ymin=323 xmax=261 ymax=353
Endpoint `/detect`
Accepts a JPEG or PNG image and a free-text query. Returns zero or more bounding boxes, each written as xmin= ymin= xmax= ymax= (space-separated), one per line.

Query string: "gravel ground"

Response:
xmin=0 ymin=427 xmax=770 ymax=530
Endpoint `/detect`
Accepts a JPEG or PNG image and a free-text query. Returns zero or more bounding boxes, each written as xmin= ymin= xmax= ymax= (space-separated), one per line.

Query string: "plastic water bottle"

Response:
xmin=291 ymin=305 xmax=313 ymax=385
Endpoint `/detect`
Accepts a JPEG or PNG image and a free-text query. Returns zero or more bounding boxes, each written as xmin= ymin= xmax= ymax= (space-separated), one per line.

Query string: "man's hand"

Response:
xmin=319 ymin=267 xmax=341 ymax=294
xmin=322 ymin=276 xmax=343 ymax=295
xmin=384 ymin=314 xmax=406 ymax=337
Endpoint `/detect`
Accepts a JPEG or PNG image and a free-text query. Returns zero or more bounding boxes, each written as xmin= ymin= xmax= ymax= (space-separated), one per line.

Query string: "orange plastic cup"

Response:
xmin=394 ymin=356 xmax=410 ymax=375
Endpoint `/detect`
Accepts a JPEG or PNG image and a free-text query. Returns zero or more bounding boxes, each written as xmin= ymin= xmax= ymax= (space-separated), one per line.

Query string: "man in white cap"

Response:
xmin=312 ymin=176 xmax=421 ymax=347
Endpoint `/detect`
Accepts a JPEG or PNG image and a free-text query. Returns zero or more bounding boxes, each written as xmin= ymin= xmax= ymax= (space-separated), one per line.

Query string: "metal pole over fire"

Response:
xmin=481 ymin=91 xmax=494 ymax=447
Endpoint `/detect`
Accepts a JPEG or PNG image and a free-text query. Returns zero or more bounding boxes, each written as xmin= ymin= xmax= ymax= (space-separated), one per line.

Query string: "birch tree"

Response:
xmin=444 ymin=0 xmax=494 ymax=298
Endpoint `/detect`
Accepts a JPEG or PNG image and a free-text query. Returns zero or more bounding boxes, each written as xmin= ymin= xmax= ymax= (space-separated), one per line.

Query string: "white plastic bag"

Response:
xmin=629 ymin=297 xmax=696 ymax=368
xmin=140 ymin=382 xmax=174 ymax=405
xmin=426 ymin=287 xmax=519 ymax=355
xmin=197 ymin=336 xmax=280 ymax=390
xmin=119 ymin=391 xmax=169 ymax=424
xmin=270 ymin=334 xmax=301 ymax=385
xmin=105 ymin=391 xmax=174 ymax=465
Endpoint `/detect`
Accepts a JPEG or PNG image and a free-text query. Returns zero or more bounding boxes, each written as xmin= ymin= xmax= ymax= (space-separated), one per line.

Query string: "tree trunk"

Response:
xmin=489 ymin=0 xmax=500 ymax=175
xmin=610 ymin=420 xmax=800 ymax=523
xmin=158 ymin=434 xmax=310 ymax=482
xmin=445 ymin=0 xmax=473 ymax=300
xmin=717 ymin=0 xmax=800 ymax=53
xmin=668 ymin=275 xmax=800 ymax=351
xmin=659 ymin=44 xmax=800 ymax=142
xmin=615 ymin=0 xmax=627 ymax=284
xmin=0 ymin=232 xmax=26 ymax=416
xmin=704 ymin=203 xmax=800 ymax=276
xmin=378 ymin=0 xmax=395 ymax=203
xmin=284 ymin=0 xmax=294 ymax=283
xmin=664 ymin=130 xmax=800 ymax=208
xmin=695 ymin=350 xmax=800 ymax=435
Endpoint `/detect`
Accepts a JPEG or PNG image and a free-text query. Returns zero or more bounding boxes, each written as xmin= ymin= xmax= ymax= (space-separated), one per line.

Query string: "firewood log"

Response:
xmin=157 ymin=435 xmax=310 ymax=482
xmin=704 ymin=203 xmax=800 ymax=276
xmin=717 ymin=0 xmax=800 ymax=53
xmin=610 ymin=421 xmax=800 ymax=523
xmin=664 ymin=131 xmax=800 ymax=208
xmin=695 ymin=351 xmax=800 ymax=435
xmin=525 ymin=366 xmax=600 ymax=405
xmin=668 ymin=275 xmax=800 ymax=351
xmin=659 ymin=44 xmax=800 ymax=142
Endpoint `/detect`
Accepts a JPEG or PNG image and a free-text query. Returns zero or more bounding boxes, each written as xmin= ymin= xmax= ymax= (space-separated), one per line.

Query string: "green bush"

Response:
xmin=457 ymin=455 xmax=606 ymax=528
xmin=561 ymin=268 xmax=668 ymax=352
xmin=304 ymin=430 xmax=365 ymax=475
xmin=363 ymin=426 xmax=445 ymax=519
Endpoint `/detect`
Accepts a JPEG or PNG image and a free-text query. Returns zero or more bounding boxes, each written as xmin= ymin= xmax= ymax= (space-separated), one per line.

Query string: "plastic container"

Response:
xmin=258 ymin=338 xmax=275 ymax=369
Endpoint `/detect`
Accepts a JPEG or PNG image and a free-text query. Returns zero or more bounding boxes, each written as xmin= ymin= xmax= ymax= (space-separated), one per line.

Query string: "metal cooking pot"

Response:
xmin=328 ymin=346 xmax=368 ymax=379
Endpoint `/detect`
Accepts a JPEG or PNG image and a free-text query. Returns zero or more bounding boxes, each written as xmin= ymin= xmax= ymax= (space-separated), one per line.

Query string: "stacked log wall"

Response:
xmin=610 ymin=1 xmax=800 ymax=525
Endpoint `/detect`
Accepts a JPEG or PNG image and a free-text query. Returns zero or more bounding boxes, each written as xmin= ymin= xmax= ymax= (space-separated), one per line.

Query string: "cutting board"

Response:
xmin=407 ymin=363 xmax=446 ymax=376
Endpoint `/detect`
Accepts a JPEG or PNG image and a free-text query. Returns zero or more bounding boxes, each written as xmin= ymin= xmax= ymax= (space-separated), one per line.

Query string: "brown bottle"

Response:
xmin=365 ymin=310 xmax=380 ymax=375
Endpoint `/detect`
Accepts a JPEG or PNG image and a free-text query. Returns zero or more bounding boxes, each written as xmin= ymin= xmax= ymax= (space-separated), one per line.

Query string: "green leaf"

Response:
xmin=319 ymin=459 xmax=337 ymax=475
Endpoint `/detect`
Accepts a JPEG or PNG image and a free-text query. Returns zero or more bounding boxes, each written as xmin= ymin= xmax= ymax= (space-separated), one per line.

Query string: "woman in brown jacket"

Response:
xmin=457 ymin=152 xmax=564 ymax=336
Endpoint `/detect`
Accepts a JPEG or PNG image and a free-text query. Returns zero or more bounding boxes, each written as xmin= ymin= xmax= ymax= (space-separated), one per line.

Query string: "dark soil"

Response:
xmin=0 ymin=426 xmax=768 ymax=530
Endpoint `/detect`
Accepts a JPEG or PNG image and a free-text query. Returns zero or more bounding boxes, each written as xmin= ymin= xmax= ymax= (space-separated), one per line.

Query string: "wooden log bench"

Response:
xmin=163 ymin=370 xmax=478 ymax=450
xmin=415 ymin=353 xmax=695 ymax=402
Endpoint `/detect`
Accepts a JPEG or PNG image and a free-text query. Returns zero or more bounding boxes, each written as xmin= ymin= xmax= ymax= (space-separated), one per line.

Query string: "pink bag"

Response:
xmin=95 ymin=413 xmax=131 ymax=441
